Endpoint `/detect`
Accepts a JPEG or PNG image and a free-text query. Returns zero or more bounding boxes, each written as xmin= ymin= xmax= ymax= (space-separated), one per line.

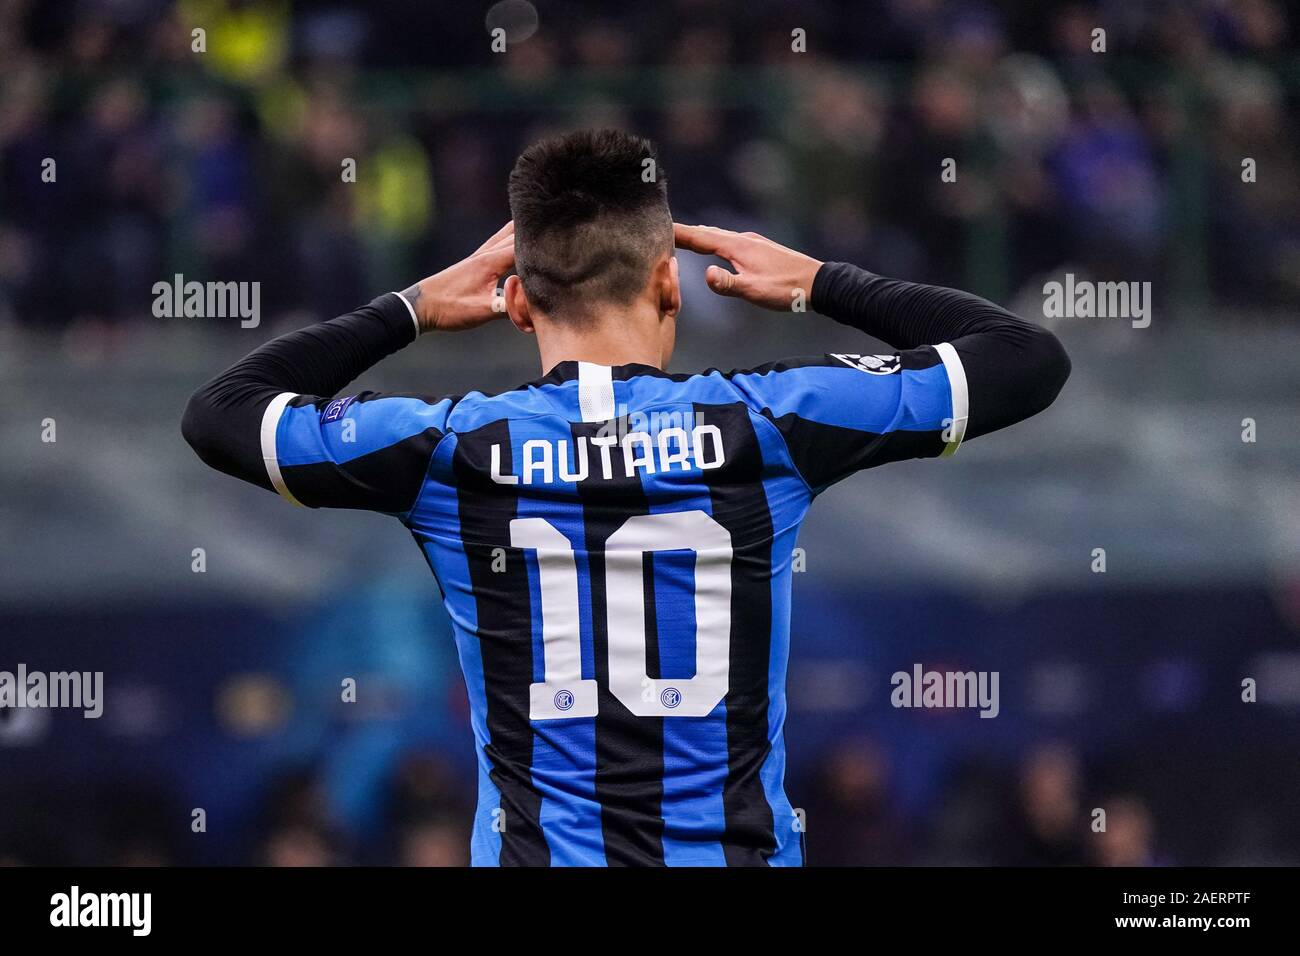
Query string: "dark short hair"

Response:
xmin=508 ymin=129 xmax=671 ymax=319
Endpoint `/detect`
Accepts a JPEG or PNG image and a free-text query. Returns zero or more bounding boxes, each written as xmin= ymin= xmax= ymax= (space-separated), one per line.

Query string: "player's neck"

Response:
xmin=534 ymin=303 xmax=668 ymax=373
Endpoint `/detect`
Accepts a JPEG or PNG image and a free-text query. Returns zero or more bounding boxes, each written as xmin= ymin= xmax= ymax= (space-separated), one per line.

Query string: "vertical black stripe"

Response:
xmin=643 ymin=554 xmax=662 ymax=681
xmin=453 ymin=419 xmax=549 ymax=866
xmin=696 ymin=402 xmax=779 ymax=865
xmin=572 ymin=419 xmax=666 ymax=866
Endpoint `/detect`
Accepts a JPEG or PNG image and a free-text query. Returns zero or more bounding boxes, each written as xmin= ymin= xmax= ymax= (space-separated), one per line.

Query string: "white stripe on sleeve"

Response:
xmin=260 ymin=392 xmax=304 ymax=506
xmin=934 ymin=342 xmax=969 ymax=457
xmin=391 ymin=291 xmax=422 ymax=336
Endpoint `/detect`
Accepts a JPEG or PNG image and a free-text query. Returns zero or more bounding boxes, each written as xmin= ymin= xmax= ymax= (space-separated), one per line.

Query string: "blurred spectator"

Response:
xmin=1092 ymin=794 xmax=1162 ymax=867
xmin=1003 ymin=743 xmax=1088 ymax=866
xmin=262 ymin=823 xmax=340 ymax=867
xmin=398 ymin=817 xmax=470 ymax=867
xmin=1049 ymin=79 xmax=1162 ymax=280
xmin=255 ymin=767 xmax=351 ymax=865
xmin=387 ymin=752 xmax=472 ymax=866
xmin=799 ymin=737 xmax=910 ymax=865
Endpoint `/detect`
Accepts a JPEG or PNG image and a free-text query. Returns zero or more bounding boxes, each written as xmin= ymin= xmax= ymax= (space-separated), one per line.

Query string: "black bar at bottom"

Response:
xmin=0 ymin=865 xmax=1285 ymax=942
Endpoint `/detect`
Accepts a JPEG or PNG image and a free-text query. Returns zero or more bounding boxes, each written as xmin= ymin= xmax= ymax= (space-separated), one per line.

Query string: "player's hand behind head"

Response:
xmin=673 ymin=224 xmax=822 ymax=313
xmin=403 ymin=221 xmax=516 ymax=333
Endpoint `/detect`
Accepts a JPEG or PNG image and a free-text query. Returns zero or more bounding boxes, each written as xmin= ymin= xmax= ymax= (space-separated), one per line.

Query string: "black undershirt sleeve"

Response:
xmin=811 ymin=262 xmax=1070 ymax=440
xmin=181 ymin=292 xmax=418 ymax=490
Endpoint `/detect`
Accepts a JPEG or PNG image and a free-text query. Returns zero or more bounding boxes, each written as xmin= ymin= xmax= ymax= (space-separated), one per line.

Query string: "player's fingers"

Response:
xmin=475 ymin=221 xmax=515 ymax=254
xmin=479 ymin=238 xmax=516 ymax=276
xmin=673 ymin=223 xmax=715 ymax=253
xmin=674 ymin=223 xmax=735 ymax=258
xmin=486 ymin=220 xmax=515 ymax=246
xmin=705 ymin=264 xmax=746 ymax=297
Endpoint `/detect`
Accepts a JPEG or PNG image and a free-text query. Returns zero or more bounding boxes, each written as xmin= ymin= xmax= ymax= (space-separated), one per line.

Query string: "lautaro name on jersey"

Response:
xmin=489 ymin=414 xmax=725 ymax=486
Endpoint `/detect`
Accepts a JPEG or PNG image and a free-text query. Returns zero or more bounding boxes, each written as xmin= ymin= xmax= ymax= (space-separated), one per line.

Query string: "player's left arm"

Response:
xmin=807 ymin=262 xmax=1070 ymax=442
xmin=674 ymin=223 xmax=1070 ymax=444
xmin=181 ymin=222 xmax=514 ymax=510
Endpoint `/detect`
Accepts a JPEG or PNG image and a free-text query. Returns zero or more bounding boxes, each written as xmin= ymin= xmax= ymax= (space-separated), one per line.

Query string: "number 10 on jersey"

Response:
xmin=510 ymin=510 xmax=733 ymax=721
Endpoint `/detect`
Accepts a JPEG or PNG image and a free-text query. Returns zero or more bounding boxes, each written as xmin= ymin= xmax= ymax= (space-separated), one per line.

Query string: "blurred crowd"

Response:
xmin=1 ymin=0 xmax=1297 ymax=335
xmin=0 ymin=737 xmax=1250 ymax=866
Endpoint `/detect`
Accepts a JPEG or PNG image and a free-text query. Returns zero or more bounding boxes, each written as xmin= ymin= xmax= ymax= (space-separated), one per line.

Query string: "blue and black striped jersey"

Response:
xmin=184 ymin=262 xmax=1069 ymax=866
xmin=260 ymin=325 xmax=967 ymax=866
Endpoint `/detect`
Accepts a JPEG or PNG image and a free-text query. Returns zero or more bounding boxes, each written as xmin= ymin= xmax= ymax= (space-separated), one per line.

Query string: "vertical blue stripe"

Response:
xmin=414 ymin=436 xmax=504 ymax=866
xmin=751 ymin=415 xmax=810 ymax=866
xmin=759 ymin=521 xmax=803 ymax=866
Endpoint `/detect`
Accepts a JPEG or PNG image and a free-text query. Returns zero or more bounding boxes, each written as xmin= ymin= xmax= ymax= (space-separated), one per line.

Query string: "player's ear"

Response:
xmin=657 ymin=255 xmax=681 ymax=319
xmin=503 ymin=275 xmax=535 ymax=334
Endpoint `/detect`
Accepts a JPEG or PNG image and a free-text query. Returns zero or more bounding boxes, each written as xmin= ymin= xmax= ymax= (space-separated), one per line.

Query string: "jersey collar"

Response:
xmin=538 ymin=361 xmax=672 ymax=383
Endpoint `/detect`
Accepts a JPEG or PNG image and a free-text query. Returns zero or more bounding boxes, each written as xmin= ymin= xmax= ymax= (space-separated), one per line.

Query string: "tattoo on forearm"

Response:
xmin=400 ymin=283 xmax=428 ymax=330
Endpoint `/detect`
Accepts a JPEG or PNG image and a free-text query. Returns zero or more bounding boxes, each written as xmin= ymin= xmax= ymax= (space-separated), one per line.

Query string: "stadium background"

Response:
xmin=1 ymin=0 xmax=1298 ymax=866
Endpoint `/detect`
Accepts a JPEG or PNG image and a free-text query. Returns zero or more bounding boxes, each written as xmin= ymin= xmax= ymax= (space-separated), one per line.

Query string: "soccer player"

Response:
xmin=183 ymin=129 xmax=1069 ymax=866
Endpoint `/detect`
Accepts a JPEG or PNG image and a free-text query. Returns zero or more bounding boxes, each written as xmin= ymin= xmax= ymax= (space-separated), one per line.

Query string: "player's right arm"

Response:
xmin=181 ymin=223 xmax=514 ymax=511
xmin=675 ymin=223 xmax=1070 ymax=490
